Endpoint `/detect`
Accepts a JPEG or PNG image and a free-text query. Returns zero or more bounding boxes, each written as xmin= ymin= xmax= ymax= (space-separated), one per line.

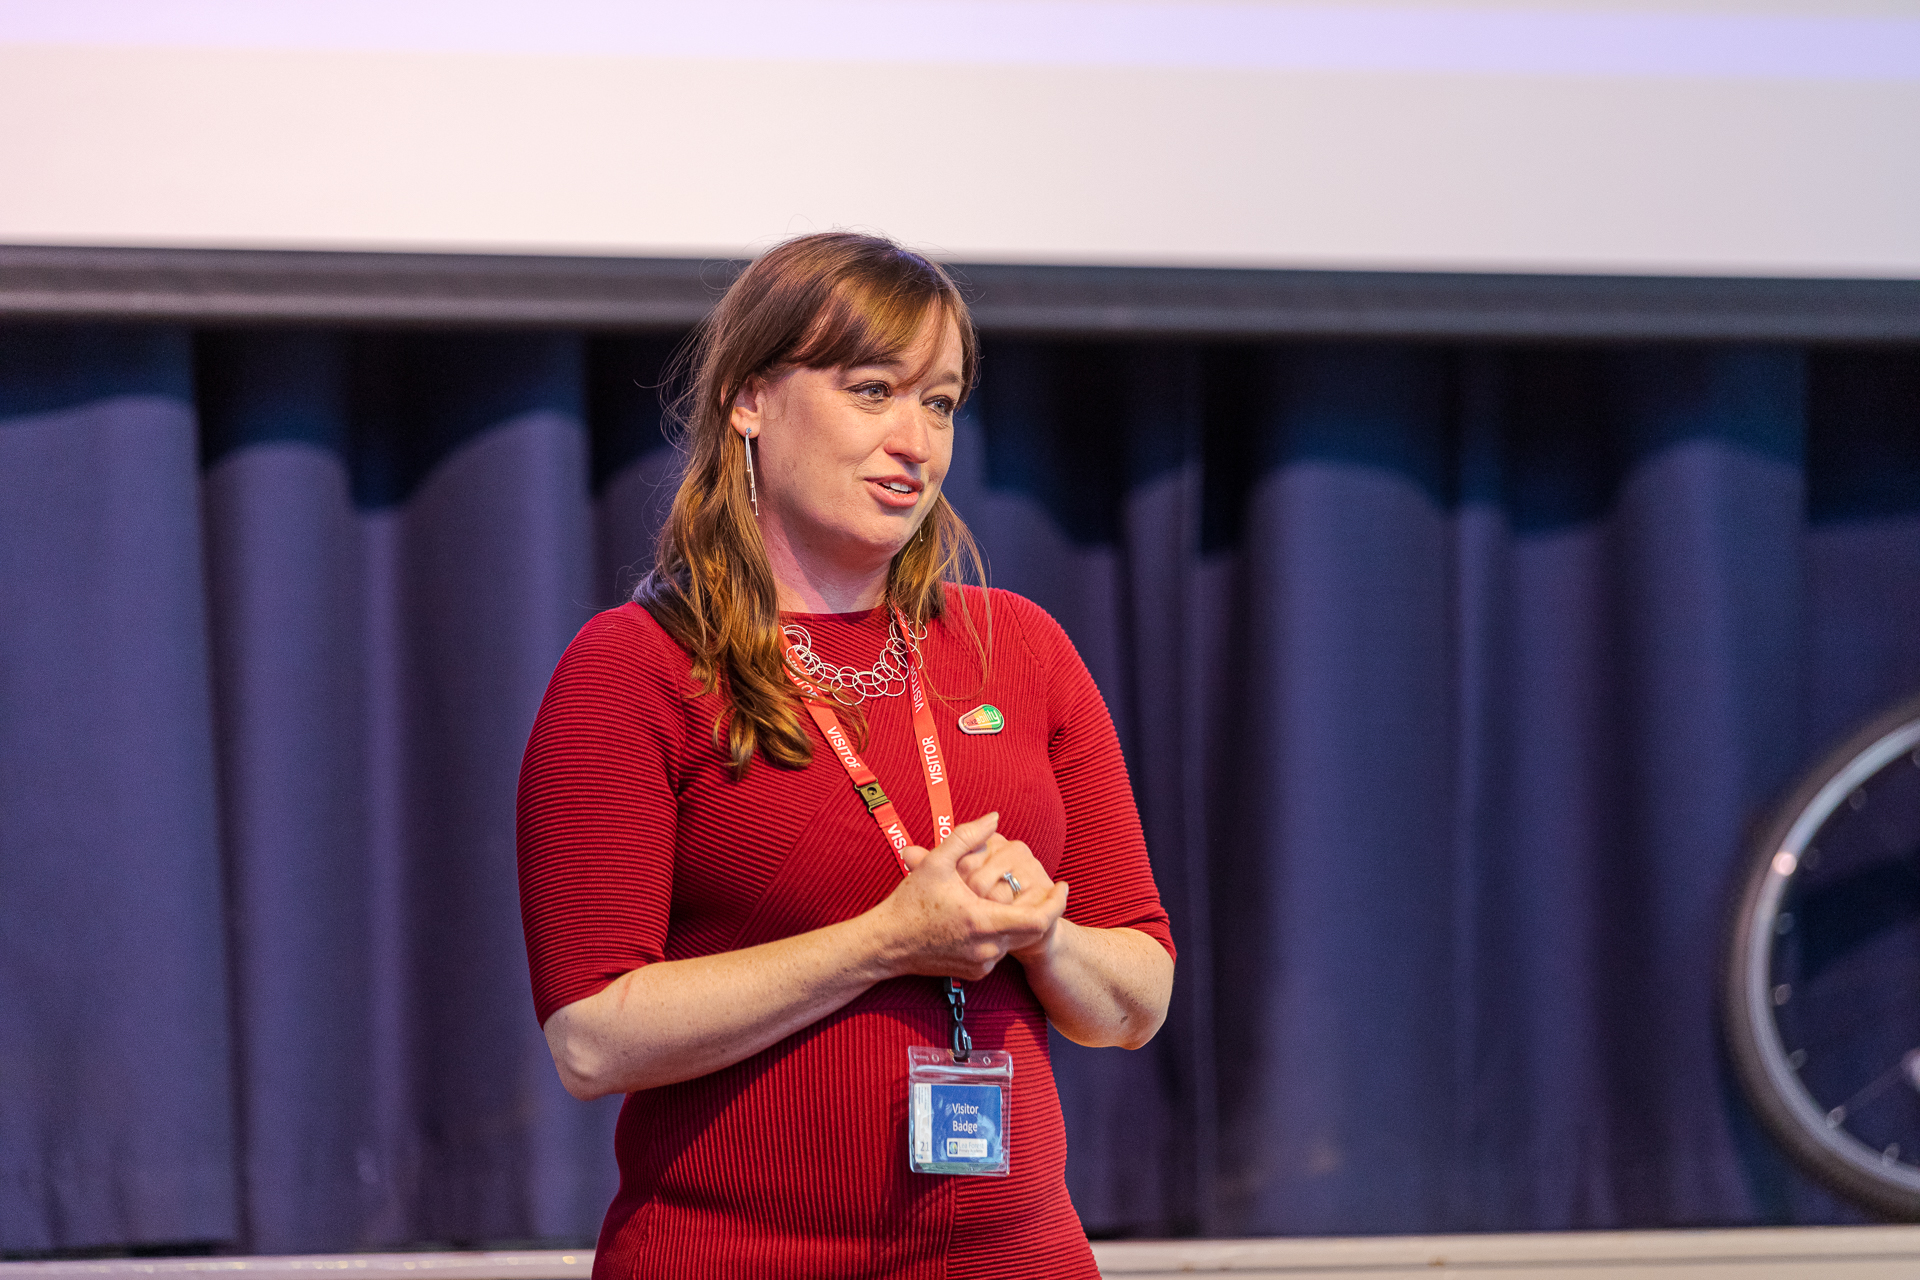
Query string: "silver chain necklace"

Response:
xmin=782 ymin=612 xmax=925 ymax=706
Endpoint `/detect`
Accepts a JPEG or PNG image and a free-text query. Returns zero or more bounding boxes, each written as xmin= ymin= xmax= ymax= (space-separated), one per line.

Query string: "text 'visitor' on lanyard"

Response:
xmin=782 ymin=612 xmax=973 ymax=1062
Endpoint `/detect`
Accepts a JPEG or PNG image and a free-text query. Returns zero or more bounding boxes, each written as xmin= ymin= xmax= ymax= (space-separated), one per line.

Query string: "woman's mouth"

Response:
xmin=866 ymin=477 xmax=922 ymax=508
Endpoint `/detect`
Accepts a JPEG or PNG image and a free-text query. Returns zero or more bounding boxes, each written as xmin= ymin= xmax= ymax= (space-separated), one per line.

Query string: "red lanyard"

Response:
xmin=782 ymin=612 xmax=954 ymax=874
xmin=784 ymin=613 xmax=977 ymax=1061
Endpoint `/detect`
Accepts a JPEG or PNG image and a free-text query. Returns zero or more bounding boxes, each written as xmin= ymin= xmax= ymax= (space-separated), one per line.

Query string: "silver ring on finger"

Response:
xmin=1002 ymin=871 xmax=1022 ymax=896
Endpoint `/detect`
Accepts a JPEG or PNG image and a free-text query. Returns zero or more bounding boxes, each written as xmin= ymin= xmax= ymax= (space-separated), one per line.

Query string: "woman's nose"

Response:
xmin=884 ymin=405 xmax=933 ymax=464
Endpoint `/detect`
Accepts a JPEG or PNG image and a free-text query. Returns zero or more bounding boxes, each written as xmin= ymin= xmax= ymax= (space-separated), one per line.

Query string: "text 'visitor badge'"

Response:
xmin=957 ymin=704 xmax=1004 ymax=736
xmin=907 ymin=1045 xmax=1011 ymax=1176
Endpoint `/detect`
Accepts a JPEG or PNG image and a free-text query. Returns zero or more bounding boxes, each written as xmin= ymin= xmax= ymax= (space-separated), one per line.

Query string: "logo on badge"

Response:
xmin=957 ymin=704 xmax=1004 ymax=735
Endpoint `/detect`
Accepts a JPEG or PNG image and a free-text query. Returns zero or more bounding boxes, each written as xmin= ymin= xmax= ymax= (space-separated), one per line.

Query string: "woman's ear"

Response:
xmin=729 ymin=377 xmax=763 ymax=440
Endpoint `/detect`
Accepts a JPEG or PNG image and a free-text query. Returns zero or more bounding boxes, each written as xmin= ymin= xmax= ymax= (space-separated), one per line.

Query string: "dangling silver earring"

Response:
xmin=743 ymin=431 xmax=760 ymax=517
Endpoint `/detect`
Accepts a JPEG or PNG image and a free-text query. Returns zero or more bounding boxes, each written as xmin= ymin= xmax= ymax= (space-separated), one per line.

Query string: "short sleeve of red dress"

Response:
xmin=516 ymin=607 xmax=688 ymax=1025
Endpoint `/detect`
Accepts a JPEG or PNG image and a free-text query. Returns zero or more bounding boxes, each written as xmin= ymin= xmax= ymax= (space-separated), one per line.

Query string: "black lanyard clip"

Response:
xmin=944 ymin=978 xmax=971 ymax=1063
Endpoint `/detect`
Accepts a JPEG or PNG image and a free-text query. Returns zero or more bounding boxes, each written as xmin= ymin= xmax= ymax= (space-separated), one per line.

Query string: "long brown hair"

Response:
xmin=636 ymin=232 xmax=987 ymax=776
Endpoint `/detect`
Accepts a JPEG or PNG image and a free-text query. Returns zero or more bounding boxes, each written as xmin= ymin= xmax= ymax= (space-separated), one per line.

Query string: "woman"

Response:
xmin=517 ymin=231 xmax=1175 ymax=1278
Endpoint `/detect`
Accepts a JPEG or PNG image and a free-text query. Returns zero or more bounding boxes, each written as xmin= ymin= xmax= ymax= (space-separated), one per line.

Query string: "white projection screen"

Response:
xmin=1 ymin=0 xmax=1918 ymax=277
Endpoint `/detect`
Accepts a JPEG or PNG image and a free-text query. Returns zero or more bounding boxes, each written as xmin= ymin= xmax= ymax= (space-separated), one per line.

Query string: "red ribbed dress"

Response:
xmin=516 ymin=587 xmax=1174 ymax=1279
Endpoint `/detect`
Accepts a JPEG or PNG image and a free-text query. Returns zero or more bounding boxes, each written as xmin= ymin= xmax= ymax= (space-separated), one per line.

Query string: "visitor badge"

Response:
xmin=907 ymin=1045 xmax=1011 ymax=1176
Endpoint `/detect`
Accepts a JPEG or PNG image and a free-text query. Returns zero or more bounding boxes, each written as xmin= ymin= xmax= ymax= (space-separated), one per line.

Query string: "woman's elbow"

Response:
xmin=1118 ymin=952 xmax=1175 ymax=1049
xmin=544 ymin=1006 xmax=618 ymax=1100
xmin=1117 ymin=1004 xmax=1170 ymax=1051
xmin=554 ymin=1059 xmax=612 ymax=1102
xmin=1058 ymin=999 xmax=1168 ymax=1051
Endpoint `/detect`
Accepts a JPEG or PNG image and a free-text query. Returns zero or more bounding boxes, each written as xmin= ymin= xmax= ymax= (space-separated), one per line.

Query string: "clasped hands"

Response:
xmin=880 ymin=812 xmax=1069 ymax=982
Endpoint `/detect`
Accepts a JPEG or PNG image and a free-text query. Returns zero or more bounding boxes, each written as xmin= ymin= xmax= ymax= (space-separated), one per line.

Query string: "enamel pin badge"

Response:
xmin=957 ymin=705 xmax=1004 ymax=735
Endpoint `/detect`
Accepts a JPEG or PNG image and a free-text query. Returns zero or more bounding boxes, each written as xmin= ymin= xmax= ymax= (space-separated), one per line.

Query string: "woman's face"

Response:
xmin=732 ymin=311 xmax=964 ymax=588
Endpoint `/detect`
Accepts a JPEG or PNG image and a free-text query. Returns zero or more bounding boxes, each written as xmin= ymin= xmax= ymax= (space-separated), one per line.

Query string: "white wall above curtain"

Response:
xmin=1 ymin=1 xmax=1918 ymax=277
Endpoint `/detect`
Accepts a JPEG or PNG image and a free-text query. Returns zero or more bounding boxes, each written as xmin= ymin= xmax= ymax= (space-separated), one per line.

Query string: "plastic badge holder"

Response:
xmin=908 ymin=1045 xmax=1012 ymax=1176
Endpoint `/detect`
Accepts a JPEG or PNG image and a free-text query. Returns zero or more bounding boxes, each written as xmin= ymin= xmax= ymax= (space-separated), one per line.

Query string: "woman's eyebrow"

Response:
xmin=846 ymin=358 xmax=962 ymax=387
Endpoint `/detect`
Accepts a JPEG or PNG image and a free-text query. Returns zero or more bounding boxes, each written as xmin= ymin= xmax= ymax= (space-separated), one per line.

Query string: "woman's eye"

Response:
xmin=851 ymin=381 xmax=889 ymax=401
xmin=927 ymin=397 xmax=956 ymax=416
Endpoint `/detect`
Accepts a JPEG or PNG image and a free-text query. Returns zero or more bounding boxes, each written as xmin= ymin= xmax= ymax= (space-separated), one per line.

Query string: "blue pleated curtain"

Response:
xmin=3 ymin=323 xmax=1917 ymax=1253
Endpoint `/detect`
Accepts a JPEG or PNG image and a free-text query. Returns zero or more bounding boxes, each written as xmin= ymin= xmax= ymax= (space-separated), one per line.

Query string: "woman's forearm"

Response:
xmin=543 ymin=819 xmax=1069 ymax=1099
xmin=543 ymin=913 xmax=898 ymax=1098
xmin=1018 ymin=923 xmax=1173 ymax=1050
